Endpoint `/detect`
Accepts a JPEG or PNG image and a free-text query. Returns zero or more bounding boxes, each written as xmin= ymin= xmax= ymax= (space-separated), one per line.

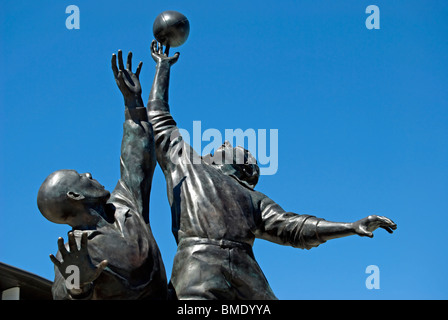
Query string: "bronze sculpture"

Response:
xmin=37 ymin=11 xmax=397 ymax=300
xmin=37 ymin=50 xmax=167 ymax=299
xmin=147 ymin=40 xmax=397 ymax=299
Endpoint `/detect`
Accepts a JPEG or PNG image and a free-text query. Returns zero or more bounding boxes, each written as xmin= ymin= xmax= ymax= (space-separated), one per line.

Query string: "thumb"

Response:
xmin=365 ymin=232 xmax=374 ymax=238
xmin=97 ymin=260 xmax=108 ymax=271
xmin=360 ymin=227 xmax=374 ymax=238
xmin=92 ymin=260 xmax=108 ymax=280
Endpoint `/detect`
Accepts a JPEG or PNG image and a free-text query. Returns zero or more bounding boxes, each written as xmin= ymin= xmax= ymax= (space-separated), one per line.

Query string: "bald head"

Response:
xmin=37 ymin=170 xmax=110 ymax=226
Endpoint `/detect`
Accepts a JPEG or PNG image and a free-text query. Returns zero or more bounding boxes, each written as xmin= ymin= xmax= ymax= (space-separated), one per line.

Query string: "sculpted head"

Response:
xmin=37 ymin=170 xmax=110 ymax=228
xmin=203 ymin=141 xmax=260 ymax=189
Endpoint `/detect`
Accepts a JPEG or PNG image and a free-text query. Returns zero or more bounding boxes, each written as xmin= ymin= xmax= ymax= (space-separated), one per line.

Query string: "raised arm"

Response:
xmin=111 ymin=50 xmax=156 ymax=223
xmin=146 ymin=41 xmax=198 ymax=174
xmin=148 ymin=40 xmax=179 ymax=103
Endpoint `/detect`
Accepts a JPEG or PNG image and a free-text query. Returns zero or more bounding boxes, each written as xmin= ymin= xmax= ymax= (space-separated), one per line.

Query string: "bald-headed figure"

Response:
xmin=37 ymin=51 xmax=167 ymax=300
xmin=38 ymin=170 xmax=111 ymax=228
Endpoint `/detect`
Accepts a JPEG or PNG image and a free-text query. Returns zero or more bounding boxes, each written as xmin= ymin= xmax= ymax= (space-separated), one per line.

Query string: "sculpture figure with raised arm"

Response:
xmin=146 ymin=40 xmax=397 ymax=300
xmin=37 ymin=50 xmax=167 ymax=300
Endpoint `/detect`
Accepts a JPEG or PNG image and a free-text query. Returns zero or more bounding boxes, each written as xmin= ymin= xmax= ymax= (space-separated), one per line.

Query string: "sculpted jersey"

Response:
xmin=148 ymin=99 xmax=326 ymax=250
xmin=52 ymin=109 xmax=167 ymax=300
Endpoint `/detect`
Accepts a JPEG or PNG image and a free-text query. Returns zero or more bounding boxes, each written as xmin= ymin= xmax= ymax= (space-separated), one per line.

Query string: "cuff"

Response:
xmin=68 ymin=282 xmax=94 ymax=300
xmin=295 ymin=216 xmax=327 ymax=250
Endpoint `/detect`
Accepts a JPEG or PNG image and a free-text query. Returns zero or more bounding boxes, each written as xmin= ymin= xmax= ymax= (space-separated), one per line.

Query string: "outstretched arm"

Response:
xmin=110 ymin=50 xmax=156 ymax=224
xmin=316 ymin=215 xmax=397 ymax=241
xmin=255 ymin=193 xmax=397 ymax=249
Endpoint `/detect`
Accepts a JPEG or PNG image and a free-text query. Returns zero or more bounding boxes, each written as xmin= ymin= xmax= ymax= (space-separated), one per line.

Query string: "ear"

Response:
xmin=222 ymin=140 xmax=233 ymax=148
xmin=66 ymin=191 xmax=85 ymax=201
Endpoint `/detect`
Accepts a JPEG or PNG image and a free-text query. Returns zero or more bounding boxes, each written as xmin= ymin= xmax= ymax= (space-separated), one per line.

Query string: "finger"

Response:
xmin=126 ymin=51 xmax=132 ymax=70
xmin=98 ymin=260 xmax=108 ymax=271
xmin=118 ymin=50 xmax=124 ymax=70
xmin=49 ymin=254 xmax=62 ymax=268
xmin=165 ymin=45 xmax=170 ymax=56
xmin=115 ymin=70 xmax=125 ymax=87
xmin=151 ymin=40 xmax=157 ymax=54
xmin=381 ymin=226 xmax=394 ymax=234
xmin=171 ymin=52 xmax=180 ymax=64
xmin=359 ymin=226 xmax=374 ymax=238
xmin=111 ymin=54 xmax=118 ymax=77
xmin=57 ymin=237 xmax=69 ymax=258
xmin=378 ymin=216 xmax=397 ymax=230
xmin=385 ymin=217 xmax=397 ymax=229
xmin=80 ymin=232 xmax=88 ymax=250
xmin=158 ymin=42 xmax=163 ymax=54
xmin=135 ymin=61 xmax=143 ymax=78
xmin=93 ymin=260 xmax=108 ymax=280
xmin=68 ymin=232 xmax=78 ymax=253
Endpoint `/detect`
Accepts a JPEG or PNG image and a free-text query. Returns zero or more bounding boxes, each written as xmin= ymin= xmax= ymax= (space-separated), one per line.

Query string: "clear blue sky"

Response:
xmin=1 ymin=0 xmax=447 ymax=299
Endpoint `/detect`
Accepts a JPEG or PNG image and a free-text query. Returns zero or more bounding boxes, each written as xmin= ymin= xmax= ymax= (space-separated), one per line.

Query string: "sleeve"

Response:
xmin=109 ymin=107 xmax=156 ymax=224
xmin=147 ymin=99 xmax=199 ymax=175
xmin=254 ymin=194 xmax=327 ymax=250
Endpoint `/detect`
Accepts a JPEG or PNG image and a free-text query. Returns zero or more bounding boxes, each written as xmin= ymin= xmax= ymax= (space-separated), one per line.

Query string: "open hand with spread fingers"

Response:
xmin=112 ymin=50 xmax=144 ymax=108
xmin=50 ymin=232 xmax=108 ymax=296
xmin=150 ymin=40 xmax=179 ymax=67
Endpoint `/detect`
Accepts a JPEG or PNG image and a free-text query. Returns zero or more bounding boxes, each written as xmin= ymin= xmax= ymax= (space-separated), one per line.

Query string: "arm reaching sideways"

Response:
xmin=316 ymin=215 xmax=397 ymax=241
xmin=255 ymin=194 xmax=397 ymax=249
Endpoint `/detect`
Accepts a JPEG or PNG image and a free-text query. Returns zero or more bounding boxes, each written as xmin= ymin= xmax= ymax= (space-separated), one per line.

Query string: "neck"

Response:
xmin=71 ymin=203 xmax=110 ymax=230
xmin=229 ymin=174 xmax=255 ymax=190
xmin=213 ymin=164 xmax=255 ymax=190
